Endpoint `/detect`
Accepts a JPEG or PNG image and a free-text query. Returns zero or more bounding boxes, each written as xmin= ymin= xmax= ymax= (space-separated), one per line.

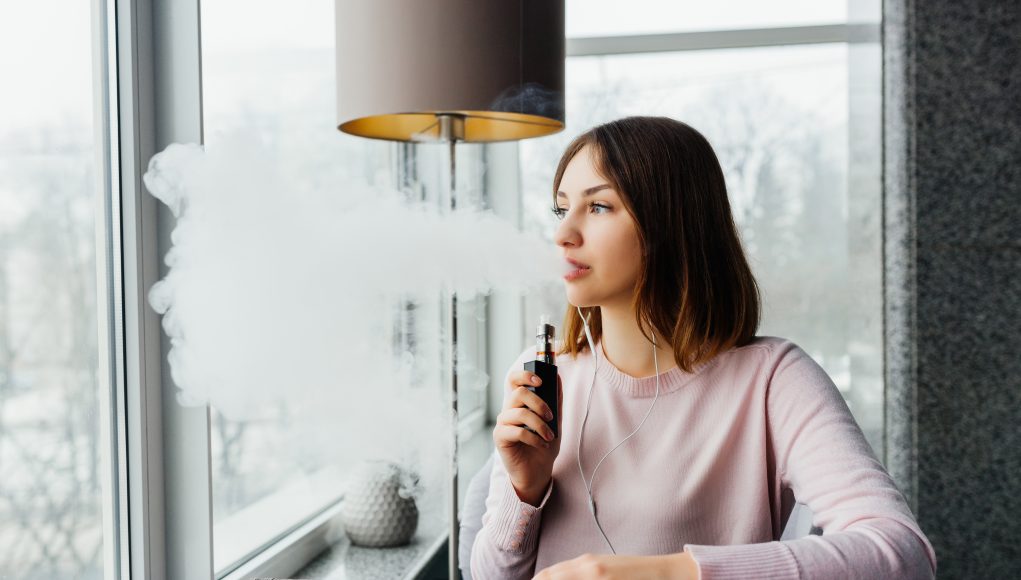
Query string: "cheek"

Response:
xmin=600 ymin=221 xmax=643 ymax=275
xmin=611 ymin=222 xmax=642 ymax=261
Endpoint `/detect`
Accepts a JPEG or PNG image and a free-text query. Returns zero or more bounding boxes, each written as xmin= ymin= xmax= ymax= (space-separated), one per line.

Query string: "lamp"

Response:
xmin=335 ymin=0 xmax=565 ymax=577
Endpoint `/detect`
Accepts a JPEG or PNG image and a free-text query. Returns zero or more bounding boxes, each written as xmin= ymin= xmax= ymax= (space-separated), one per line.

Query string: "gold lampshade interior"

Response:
xmin=338 ymin=111 xmax=564 ymax=143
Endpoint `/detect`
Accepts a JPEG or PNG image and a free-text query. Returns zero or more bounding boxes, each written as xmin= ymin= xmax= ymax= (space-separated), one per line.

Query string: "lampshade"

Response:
xmin=335 ymin=0 xmax=565 ymax=142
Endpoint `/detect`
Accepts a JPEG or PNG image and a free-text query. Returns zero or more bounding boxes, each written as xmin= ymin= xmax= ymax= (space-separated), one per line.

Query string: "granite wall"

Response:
xmin=883 ymin=1 xmax=1021 ymax=577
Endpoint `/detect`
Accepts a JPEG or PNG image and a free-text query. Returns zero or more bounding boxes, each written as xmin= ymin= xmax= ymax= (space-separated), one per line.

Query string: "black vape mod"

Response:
xmin=524 ymin=317 xmax=559 ymax=439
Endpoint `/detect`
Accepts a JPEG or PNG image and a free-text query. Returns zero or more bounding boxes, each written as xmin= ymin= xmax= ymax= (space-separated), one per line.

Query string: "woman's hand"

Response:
xmin=532 ymin=552 xmax=700 ymax=580
xmin=493 ymin=370 xmax=563 ymax=506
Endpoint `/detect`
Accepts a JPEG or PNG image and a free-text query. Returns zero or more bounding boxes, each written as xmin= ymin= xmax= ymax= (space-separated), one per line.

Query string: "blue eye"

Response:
xmin=551 ymin=203 xmax=611 ymax=220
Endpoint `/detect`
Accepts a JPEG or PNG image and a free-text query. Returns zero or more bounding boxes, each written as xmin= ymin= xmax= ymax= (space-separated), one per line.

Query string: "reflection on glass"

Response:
xmin=521 ymin=43 xmax=884 ymax=455
xmin=0 ymin=2 xmax=107 ymax=578
xmin=566 ymin=0 xmax=850 ymax=37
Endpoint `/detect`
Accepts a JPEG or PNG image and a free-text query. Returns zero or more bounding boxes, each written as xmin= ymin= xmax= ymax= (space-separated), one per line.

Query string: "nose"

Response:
xmin=554 ymin=212 xmax=581 ymax=249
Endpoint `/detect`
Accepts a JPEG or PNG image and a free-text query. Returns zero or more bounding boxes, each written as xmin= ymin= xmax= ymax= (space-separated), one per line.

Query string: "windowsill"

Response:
xmin=295 ymin=427 xmax=495 ymax=579
xmin=295 ymin=514 xmax=448 ymax=579
xmin=215 ymin=466 xmax=348 ymax=576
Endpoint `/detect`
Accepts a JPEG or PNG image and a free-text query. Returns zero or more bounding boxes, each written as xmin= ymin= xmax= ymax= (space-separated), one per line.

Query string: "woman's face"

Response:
xmin=554 ymin=145 xmax=643 ymax=309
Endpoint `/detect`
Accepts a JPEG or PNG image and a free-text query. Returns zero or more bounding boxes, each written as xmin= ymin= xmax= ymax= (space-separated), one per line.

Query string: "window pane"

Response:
xmin=0 ymin=1 xmax=110 ymax=578
xmin=520 ymin=43 xmax=885 ymax=456
xmin=199 ymin=0 xmax=485 ymax=573
xmin=199 ymin=0 xmax=363 ymax=572
xmin=566 ymin=0 xmax=851 ymax=37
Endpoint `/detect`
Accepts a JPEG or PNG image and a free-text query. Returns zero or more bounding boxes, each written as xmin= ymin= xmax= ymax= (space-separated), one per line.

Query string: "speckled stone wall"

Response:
xmin=883 ymin=1 xmax=1021 ymax=577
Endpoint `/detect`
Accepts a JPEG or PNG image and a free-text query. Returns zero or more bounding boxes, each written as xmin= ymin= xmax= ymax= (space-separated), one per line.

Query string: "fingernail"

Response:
xmin=531 ymin=376 xmax=541 ymax=385
xmin=545 ymin=409 xmax=553 ymax=420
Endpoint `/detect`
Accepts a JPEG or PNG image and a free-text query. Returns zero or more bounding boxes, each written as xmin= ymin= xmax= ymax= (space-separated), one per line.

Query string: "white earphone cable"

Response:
xmin=575 ymin=306 xmax=661 ymax=554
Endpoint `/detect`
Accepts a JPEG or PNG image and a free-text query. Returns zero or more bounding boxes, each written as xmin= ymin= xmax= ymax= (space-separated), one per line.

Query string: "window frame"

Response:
xmin=108 ymin=1 xmax=880 ymax=575
xmin=566 ymin=23 xmax=879 ymax=57
xmin=93 ymin=0 xmax=128 ymax=575
xmin=113 ymin=0 xmax=210 ymax=578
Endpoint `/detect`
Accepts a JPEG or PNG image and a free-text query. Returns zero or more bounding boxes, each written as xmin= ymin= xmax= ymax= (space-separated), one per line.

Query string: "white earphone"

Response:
xmin=575 ymin=305 xmax=662 ymax=554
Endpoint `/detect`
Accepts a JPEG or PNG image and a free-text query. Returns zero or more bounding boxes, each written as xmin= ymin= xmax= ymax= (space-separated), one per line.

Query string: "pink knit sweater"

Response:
xmin=470 ymin=336 xmax=937 ymax=579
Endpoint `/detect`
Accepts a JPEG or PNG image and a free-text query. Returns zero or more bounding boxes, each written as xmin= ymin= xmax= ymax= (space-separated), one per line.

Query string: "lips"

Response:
xmin=562 ymin=257 xmax=592 ymax=281
xmin=565 ymin=257 xmax=590 ymax=270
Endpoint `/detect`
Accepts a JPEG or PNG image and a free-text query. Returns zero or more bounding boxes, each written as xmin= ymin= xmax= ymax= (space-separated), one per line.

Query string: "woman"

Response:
xmin=469 ymin=117 xmax=937 ymax=579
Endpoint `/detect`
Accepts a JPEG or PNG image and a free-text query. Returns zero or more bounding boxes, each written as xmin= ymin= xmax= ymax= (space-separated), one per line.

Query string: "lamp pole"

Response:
xmin=437 ymin=113 xmax=465 ymax=579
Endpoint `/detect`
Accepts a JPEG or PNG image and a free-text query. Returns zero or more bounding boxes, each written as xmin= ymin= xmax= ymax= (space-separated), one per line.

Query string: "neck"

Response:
xmin=597 ymin=303 xmax=676 ymax=378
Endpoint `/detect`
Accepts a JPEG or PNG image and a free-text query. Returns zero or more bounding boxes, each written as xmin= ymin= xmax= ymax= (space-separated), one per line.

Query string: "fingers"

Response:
xmin=505 ymin=373 xmax=555 ymax=420
xmin=498 ymin=406 xmax=555 ymax=439
xmin=509 ymin=369 xmax=543 ymax=390
xmin=495 ymin=370 xmax=559 ymax=452
xmin=493 ymin=422 xmax=549 ymax=450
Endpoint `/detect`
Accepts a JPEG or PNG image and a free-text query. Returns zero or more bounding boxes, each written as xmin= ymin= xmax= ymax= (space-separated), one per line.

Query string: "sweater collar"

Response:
xmin=585 ymin=340 xmax=717 ymax=398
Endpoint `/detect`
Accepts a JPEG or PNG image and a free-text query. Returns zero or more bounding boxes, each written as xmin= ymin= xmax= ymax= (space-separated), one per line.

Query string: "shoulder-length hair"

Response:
xmin=554 ymin=116 xmax=761 ymax=372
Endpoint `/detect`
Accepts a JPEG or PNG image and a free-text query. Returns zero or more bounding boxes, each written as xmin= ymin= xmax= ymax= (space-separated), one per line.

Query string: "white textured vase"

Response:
xmin=340 ymin=460 xmax=419 ymax=548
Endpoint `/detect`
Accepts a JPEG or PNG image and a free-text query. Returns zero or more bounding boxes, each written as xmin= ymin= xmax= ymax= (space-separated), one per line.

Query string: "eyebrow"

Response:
xmin=556 ymin=184 xmax=613 ymax=198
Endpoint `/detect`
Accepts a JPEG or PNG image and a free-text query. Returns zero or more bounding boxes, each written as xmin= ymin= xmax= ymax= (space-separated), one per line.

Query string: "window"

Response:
xmin=0 ymin=1 xmax=118 ymax=577
xmin=565 ymin=0 xmax=856 ymax=37
xmin=199 ymin=1 xmax=492 ymax=575
xmin=519 ymin=6 xmax=884 ymax=455
xmin=0 ymin=1 xmax=883 ymax=577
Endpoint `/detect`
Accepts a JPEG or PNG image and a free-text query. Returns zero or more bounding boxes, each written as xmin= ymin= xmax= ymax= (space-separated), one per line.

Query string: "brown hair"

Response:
xmin=554 ymin=116 xmax=761 ymax=372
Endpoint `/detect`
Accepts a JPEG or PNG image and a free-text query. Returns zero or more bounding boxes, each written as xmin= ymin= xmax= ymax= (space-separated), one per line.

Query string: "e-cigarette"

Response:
xmin=524 ymin=316 xmax=559 ymax=439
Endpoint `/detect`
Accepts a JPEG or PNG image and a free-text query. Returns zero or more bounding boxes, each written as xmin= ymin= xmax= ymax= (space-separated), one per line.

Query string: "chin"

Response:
xmin=564 ymin=278 xmax=633 ymax=311
xmin=563 ymin=285 xmax=602 ymax=309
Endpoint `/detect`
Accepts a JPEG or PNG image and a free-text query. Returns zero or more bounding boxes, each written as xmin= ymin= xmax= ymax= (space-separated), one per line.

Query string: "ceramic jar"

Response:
xmin=339 ymin=460 xmax=419 ymax=547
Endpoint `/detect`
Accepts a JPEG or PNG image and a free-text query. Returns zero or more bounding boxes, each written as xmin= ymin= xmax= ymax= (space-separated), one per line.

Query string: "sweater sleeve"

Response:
xmin=683 ymin=343 xmax=938 ymax=579
xmin=469 ymin=453 xmax=555 ymax=579
xmin=469 ymin=347 xmax=555 ymax=580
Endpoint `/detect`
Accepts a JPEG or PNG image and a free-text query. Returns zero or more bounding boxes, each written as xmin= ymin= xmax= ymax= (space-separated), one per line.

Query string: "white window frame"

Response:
xmin=94 ymin=0 xmax=128 ymax=576
xmin=113 ymin=0 xmax=209 ymax=578
xmin=106 ymin=0 xmax=881 ymax=575
xmin=566 ymin=23 xmax=879 ymax=57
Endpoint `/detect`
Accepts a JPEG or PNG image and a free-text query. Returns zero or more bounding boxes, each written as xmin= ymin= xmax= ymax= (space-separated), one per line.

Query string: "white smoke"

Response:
xmin=142 ymin=133 xmax=563 ymax=502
